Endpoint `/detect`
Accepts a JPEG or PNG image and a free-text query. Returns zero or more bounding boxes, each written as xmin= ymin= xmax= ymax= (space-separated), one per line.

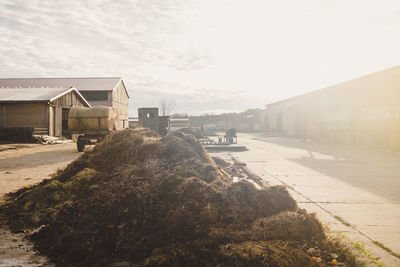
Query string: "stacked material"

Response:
xmin=0 ymin=127 xmax=36 ymax=143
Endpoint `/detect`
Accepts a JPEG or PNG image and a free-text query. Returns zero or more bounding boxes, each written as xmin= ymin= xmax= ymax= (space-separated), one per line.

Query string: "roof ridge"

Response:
xmin=266 ymin=64 xmax=400 ymax=106
xmin=0 ymin=86 xmax=71 ymax=89
xmin=0 ymin=77 xmax=122 ymax=80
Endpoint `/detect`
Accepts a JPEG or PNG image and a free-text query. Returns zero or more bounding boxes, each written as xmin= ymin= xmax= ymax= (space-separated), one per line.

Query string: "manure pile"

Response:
xmin=2 ymin=129 xmax=357 ymax=266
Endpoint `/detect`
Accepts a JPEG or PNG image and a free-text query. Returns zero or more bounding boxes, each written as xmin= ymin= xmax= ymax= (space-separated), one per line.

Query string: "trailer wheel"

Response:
xmin=77 ymin=136 xmax=85 ymax=152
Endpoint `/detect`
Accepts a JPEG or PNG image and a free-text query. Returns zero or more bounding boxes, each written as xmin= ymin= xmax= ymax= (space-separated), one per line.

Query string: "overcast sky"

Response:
xmin=1 ymin=0 xmax=400 ymax=116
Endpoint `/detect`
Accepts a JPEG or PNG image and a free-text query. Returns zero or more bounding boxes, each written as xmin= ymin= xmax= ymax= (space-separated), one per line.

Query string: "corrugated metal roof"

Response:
xmin=266 ymin=65 xmax=400 ymax=107
xmin=0 ymin=87 xmax=70 ymax=101
xmin=0 ymin=77 xmax=122 ymax=92
xmin=0 ymin=87 xmax=91 ymax=107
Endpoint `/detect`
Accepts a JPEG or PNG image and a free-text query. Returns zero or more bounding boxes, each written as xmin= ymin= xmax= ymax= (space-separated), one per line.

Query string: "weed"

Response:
xmin=352 ymin=242 xmax=386 ymax=267
xmin=372 ymin=240 xmax=400 ymax=259
xmin=334 ymin=215 xmax=352 ymax=227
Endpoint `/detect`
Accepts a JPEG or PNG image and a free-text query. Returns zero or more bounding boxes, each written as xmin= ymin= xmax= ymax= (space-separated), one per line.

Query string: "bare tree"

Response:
xmin=159 ymin=97 xmax=177 ymax=116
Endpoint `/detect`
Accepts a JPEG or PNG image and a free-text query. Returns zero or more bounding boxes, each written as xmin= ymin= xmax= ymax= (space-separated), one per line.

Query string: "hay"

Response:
xmin=1 ymin=129 xmax=357 ymax=266
xmin=250 ymin=210 xmax=326 ymax=243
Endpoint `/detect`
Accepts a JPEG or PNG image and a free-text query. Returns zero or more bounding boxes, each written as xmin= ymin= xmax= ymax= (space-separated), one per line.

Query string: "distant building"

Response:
xmin=0 ymin=87 xmax=90 ymax=136
xmin=128 ymin=117 xmax=138 ymax=128
xmin=189 ymin=109 xmax=267 ymax=132
xmin=170 ymin=118 xmax=189 ymax=131
xmin=0 ymin=77 xmax=130 ymax=129
xmin=138 ymin=108 xmax=159 ymax=132
xmin=158 ymin=116 xmax=170 ymax=136
xmin=266 ymin=66 xmax=400 ymax=151
xmin=138 ymin=107 xmax=170 ymax=135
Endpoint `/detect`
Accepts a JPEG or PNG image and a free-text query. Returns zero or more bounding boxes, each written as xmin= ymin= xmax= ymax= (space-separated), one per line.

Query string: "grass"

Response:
xmin=332 ymin=216 xmax=400 ymax=263
xmin=334 ymin=215 xmax=352 ymax=227
xmin=352 ymin=242 xmax=386 ymax=267
xmin=232 ymin=158 xmax=247 ymax=166
xmin=372 ymin=240 xmax=400 ymax=259
xmin=332 ymin=230 xmax=386 ymax=267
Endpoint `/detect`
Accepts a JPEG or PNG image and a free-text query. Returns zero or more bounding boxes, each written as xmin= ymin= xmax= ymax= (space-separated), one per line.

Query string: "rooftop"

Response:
xmin=0 ymin=77 xmax=125 ymax=93
xmin=0 ymin=87 xmax=90 ymax=106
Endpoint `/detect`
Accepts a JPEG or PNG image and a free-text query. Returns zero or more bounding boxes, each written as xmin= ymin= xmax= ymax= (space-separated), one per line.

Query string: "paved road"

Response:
xmin=0 ymin=143 xmax=79 ymax=202
xmin=213 ymin=133 xmax=400 ymax=267
xmin=0 ymin=143 xmax=80 ymax=266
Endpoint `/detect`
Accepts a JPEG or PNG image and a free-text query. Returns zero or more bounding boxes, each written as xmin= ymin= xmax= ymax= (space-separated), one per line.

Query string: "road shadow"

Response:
xmin=256 ymin=136 xmax=400 ymax=204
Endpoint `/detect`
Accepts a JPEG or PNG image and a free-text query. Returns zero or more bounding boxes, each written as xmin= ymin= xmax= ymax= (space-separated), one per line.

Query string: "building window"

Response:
xmin=81 ymin=92 xmax=108 ymax=101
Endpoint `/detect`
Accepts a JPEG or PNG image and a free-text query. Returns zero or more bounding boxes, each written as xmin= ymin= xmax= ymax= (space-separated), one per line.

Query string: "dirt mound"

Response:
xmin=2 ymin=129 xmax=357 ymax=266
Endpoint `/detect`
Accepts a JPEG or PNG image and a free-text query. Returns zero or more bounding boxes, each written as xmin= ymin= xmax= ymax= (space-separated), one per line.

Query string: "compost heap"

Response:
xmin=2 ymin=129 xmax=354 ymax=266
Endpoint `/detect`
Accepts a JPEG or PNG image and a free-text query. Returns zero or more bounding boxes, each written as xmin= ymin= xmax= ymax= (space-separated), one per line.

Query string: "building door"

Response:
xmin=55 ymin=107 xmax=62 ymax=137
xmin=62 ymin=108 xmax=69 ymax=136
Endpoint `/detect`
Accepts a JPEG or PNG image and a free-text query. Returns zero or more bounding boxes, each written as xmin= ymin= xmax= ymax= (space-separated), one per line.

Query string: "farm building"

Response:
xmin=138 ymin=108 xmax=159 ymax=133
xmin=0 ymin=77 xmax=129 ymax=129
xmin=189 ymin=109 xmax=267 ymax=132
xmin=0 ymin=87 xmax=90 ymax=136
xmin=266 ymin=65 xmax=400 ymax=151
xmin=170 ymin=118 xmax=189 ymax=131
xmin=128 ymin=117 xmax=139 ymax=128
xmin=138 ymin=107 xmax=170 ymax=135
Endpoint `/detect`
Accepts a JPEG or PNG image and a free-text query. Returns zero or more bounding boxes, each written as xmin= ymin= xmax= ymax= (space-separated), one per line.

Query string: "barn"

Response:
xmin=266 ymin=65 xmax=400 ymax=151
xmin=0 ymin=87 xmax=90 ymax=136
xmin=0 ymin=77 xmax=130 ymax=129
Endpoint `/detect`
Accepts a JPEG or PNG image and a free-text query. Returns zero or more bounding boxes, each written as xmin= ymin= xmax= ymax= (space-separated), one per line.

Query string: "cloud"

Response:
xmin=0 ymin=0 xmax=400 ymax=115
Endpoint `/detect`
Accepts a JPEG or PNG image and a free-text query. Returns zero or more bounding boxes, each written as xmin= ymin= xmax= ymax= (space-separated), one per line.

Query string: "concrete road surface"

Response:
xmin=213 ymin=133 xmax=400 ymax=267
xmin=0 ymin=143 xmax=80 ymax=266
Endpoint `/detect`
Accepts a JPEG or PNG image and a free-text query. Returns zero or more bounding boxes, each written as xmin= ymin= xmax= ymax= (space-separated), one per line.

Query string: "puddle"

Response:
xmin=0 ymin=226 xmax=53 ymax=267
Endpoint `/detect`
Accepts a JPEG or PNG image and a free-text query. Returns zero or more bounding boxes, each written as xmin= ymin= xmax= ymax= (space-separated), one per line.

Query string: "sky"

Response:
xmin=0 ymin=0 xmax=400 ymax=116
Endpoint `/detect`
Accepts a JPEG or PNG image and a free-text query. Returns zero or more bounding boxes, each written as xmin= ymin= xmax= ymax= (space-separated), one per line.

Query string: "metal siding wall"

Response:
xmin=4 ymin=103 xmax=48 ymax=128
xmin=72 ymin=92 xmax=86 ymax=107
xmin=112 ymin=81 xmax=129 ymax=129
xmin=87 ymin=99 xmax=113 ymax=107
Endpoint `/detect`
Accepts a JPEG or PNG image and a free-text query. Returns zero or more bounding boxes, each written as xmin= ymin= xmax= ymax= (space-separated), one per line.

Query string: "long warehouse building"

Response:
xmin=266 ymin=65 xmax=400 ymax=151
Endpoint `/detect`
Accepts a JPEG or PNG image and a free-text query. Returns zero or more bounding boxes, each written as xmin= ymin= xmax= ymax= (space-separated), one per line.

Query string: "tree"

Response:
xmin=159 ymin=97 xmax=177 ymax=116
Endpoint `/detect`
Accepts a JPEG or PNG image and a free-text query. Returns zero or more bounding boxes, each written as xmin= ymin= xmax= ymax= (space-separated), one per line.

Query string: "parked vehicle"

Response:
xmin=224 ymin=128 xmax=237 ymax=144
xmin=68 ymin=106 xmax=119 ymax=152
